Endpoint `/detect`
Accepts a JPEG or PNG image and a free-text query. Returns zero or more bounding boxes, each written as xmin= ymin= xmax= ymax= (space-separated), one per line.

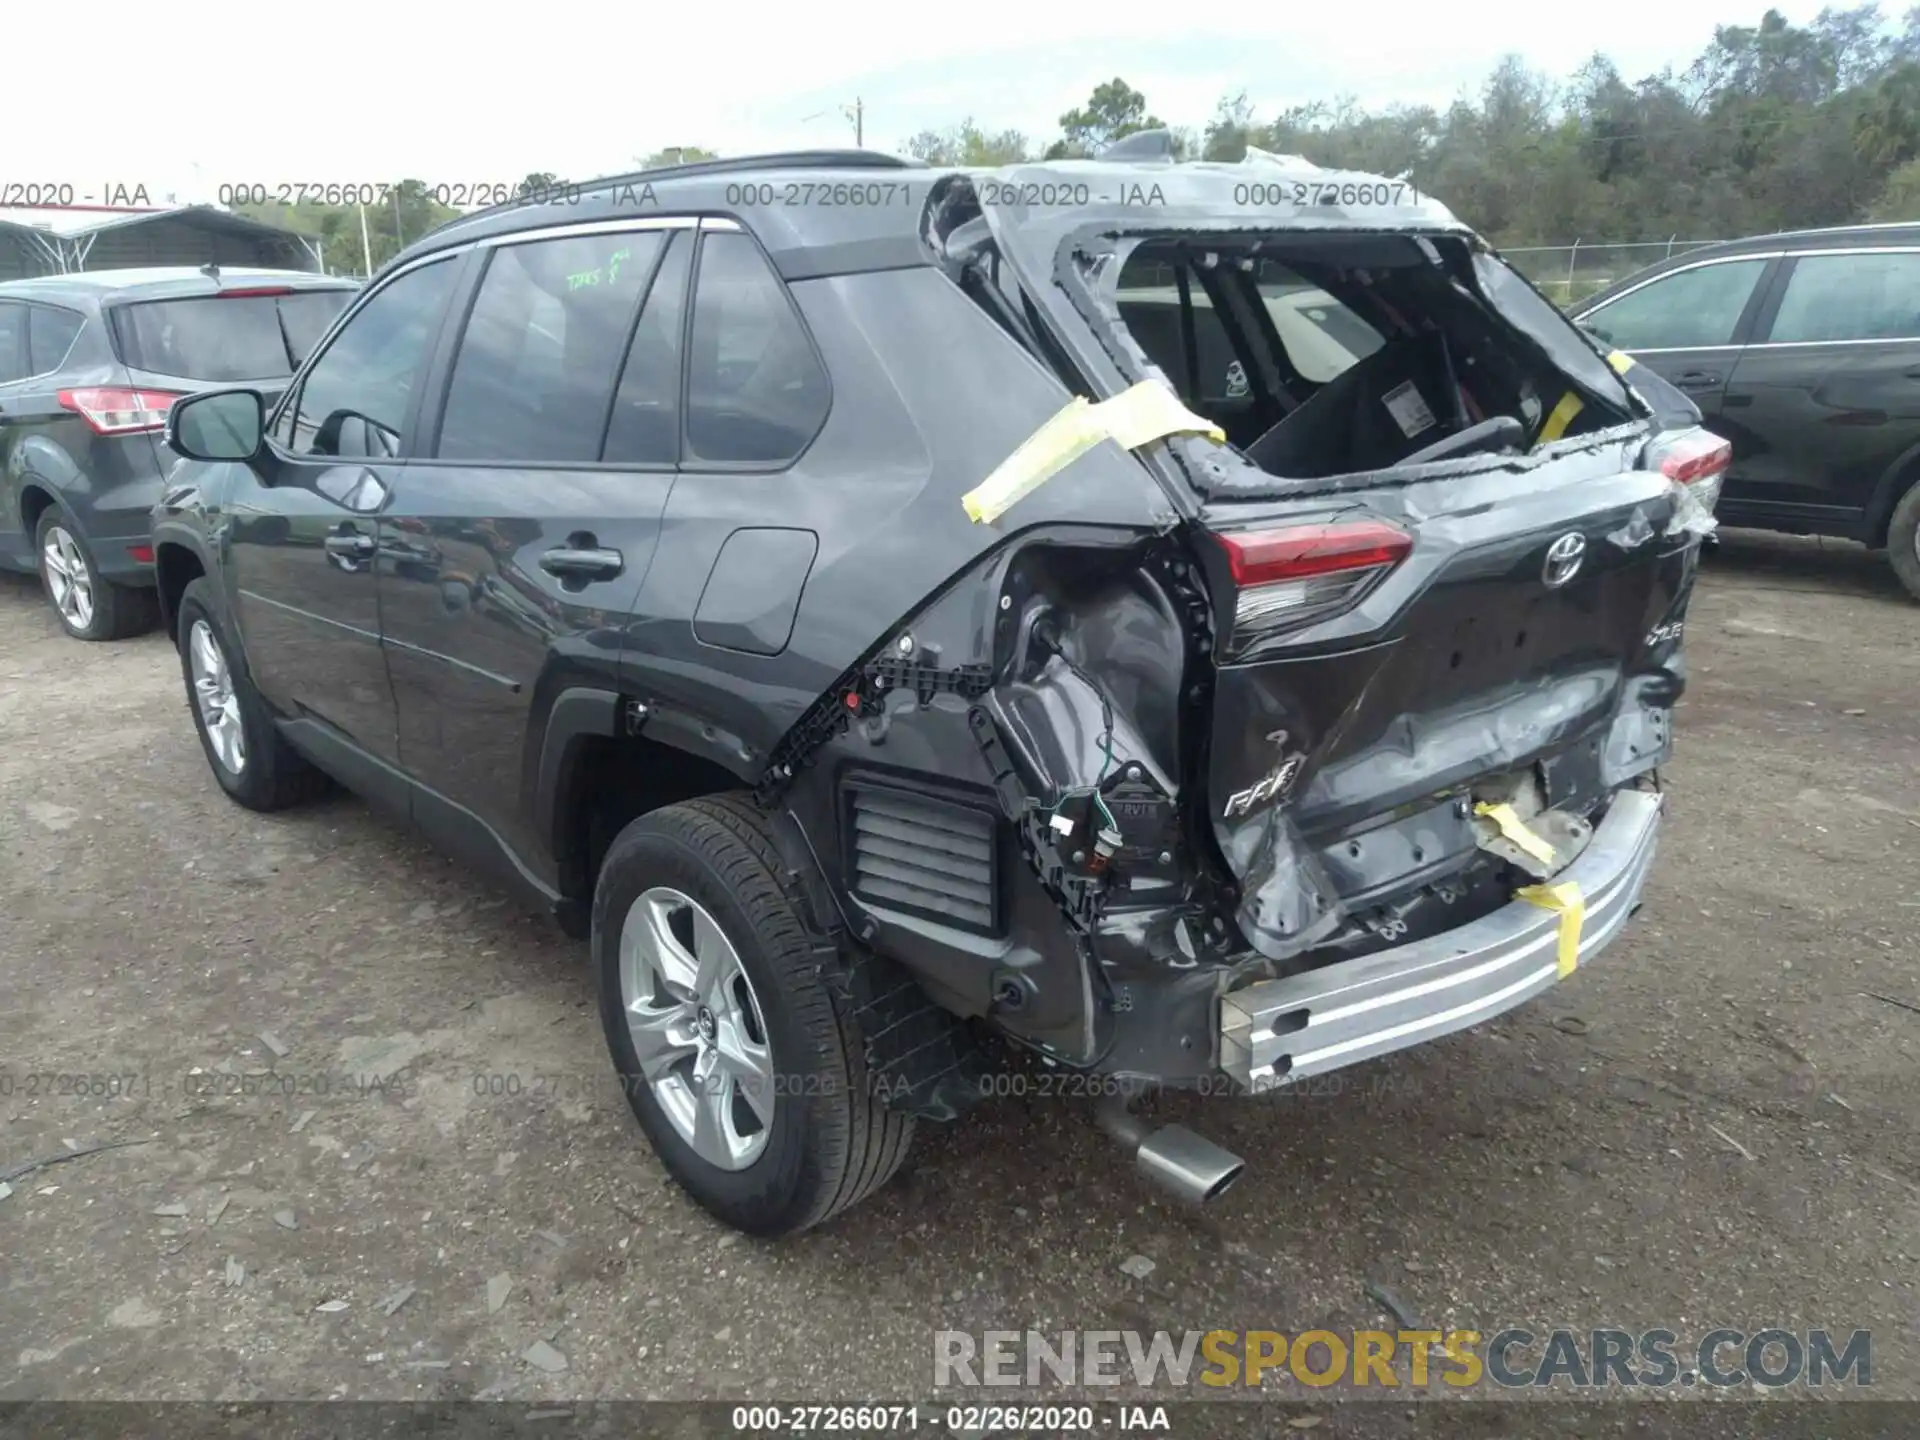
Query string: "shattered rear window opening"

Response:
xmin=1088 ymin=230 xmax=1644 ymax=494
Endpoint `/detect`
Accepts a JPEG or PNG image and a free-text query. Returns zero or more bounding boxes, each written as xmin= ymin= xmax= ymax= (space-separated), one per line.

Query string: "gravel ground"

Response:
xmin=1 ymin=530 xmax=1916 ymax=1412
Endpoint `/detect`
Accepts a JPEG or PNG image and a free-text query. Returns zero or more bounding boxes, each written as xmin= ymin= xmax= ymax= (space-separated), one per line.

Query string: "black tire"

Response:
xmin=1887 ymin=482 xmax=1920 ymax=602
xmin=175 ymin=577 xmax=329 ymax=811
xmin=35 ymin=508 xmax=157 ymax=641
xmin=594 ymin=794 xmax=914 ymax=1236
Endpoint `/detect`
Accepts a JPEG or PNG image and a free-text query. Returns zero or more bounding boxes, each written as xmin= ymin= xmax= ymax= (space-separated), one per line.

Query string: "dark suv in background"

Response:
xmin=0 ymin=268 xmax=356 ymax=639
xmin=152 ymin=147 xmax=1716 ymax=1236
xmin=1576 ymin=223 xmax=1920 ymax=598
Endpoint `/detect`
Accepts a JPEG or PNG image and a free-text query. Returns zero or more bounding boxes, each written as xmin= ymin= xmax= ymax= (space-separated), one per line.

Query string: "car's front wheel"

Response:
xmin=1887 ymin=481 xmax=1920 ymax=602
xmin=594 ymin=795 xmax=914 ymax=1236
xmin=175 ymin=577 xmax=328 ymax=811
xmin=36 ymin=509 xmax=154 ymax=641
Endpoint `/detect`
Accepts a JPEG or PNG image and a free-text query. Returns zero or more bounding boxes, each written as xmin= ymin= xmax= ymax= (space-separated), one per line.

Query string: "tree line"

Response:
xmin=245 ymin=11 xmax=1920 ymax=277
xmin=905 ymin=5 xmax=1920 ymax=246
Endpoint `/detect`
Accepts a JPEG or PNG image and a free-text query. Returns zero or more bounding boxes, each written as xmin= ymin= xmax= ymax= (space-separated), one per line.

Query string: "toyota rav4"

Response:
xmin=151 ymin=141 xmax=1719 ymax=1236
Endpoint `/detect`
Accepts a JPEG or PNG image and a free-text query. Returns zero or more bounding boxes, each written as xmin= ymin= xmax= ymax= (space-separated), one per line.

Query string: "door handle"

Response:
xmin=1674 ymin=370 xmax=1722 ymax=390
xmin=324 ymin=531 xmax=377 ymax=559
xmin=539 ymin=546 xmax=624 ymax=579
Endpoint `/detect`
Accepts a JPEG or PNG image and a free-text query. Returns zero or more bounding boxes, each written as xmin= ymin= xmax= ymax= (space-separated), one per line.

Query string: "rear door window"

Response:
xmin=27 ymin=305 xmax=84 ymax=374
xmin=602 ymin=232 xmax=691 ymax=465
xmin=435 ymin=230 xmax=665 ymax=463
xmin=1765 ymin=251 xmax=1920 ymax=343
xmin=684 ymin=230 xmax=830 ymax=464
xmin=0 ymin=303 xmax=27 ymax=384
xmin=1581 ymin=259 xmax=1767 ymax=350
xmin=112 ymin=289 xmax=356 ymax=382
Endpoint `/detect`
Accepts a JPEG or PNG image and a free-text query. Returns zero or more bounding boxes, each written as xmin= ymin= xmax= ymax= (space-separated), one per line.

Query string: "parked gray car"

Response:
xmin=0 ymin=267 xmax=356 ymax=639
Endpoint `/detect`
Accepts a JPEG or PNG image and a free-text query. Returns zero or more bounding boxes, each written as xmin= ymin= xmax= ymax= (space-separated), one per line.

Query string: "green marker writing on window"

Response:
xmin=565 ymin=248 xmax=633 ymax=293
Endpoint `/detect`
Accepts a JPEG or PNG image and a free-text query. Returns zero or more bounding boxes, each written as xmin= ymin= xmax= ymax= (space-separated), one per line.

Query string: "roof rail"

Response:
xmin=1760 ymin=219 xmax=1920 ymax=240
xmin=428 ymin=150 xmax=921 ymax=239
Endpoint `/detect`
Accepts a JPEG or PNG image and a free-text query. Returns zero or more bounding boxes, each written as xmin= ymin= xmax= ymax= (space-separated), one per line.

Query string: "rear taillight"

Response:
xmin=1214 ymin=517 xmax=1412 ymax=647
xmin=1645 ymin=426 xmax=1731 ymax=511
xmin=1647 ymin=427 xmax=1730 ymax=485
xmin=57 ymin=387 xmax=181 ymax=436
xmin=219 ymin=286 xmax=294 ymax=298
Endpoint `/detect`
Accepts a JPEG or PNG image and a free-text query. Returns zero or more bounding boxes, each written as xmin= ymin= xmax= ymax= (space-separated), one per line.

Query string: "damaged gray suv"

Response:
xmin=152 ymin=142 xmax=1721 ymax=1236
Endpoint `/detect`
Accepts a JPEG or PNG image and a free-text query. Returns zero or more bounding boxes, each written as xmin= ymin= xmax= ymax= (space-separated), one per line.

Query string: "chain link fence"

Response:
xmin=1501 ymin=240 xmax=1731 ymax=307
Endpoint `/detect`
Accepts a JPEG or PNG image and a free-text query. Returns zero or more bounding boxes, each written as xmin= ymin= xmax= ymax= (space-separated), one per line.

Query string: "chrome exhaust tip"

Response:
xmin=1095 ymin=1096 xmax=1246 ymax=1204
xmin=1135 ymin=1124 xmax=1246 ymax=1203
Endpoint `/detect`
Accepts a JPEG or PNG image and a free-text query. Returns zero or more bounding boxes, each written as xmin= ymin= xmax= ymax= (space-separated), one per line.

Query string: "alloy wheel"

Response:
xmin=619 ymin=886 xmax=776 ymax=1171
xmin=188 ymin=619 xmax=247 ymax=775
xmin=42 ymin=525 xmax=95 ymax=631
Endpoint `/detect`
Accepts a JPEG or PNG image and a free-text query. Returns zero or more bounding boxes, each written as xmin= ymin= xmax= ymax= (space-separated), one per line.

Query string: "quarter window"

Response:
xmin=27 ymin=305 xmax=83 ymax=373
xmin=437 ymin=231 xmax=665 ymax=463
xmin=0 ymin=303 xmax=27 ymax=384
xmin=684 ymin=230 xmax=830 ymax=465
xmin=277 ymin=258 xmax=458 ymax=458
xmin=1581 ymin=259 xmax=1767 ymax=351
xmin=1767 ymin=252 xmax=1920 ymax=343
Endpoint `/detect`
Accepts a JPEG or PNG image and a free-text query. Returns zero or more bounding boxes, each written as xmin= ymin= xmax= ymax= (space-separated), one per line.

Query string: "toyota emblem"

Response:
xmin=1542 ymin=532 xmax=1587 ymax=588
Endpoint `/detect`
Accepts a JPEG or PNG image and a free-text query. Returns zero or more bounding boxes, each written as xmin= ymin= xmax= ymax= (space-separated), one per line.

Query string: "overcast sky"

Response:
xmin=7 ymin=0 xmax=1836 ymax=204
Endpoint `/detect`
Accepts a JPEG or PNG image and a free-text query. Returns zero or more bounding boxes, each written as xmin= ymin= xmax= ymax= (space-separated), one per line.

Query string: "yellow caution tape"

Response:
xmin=1606 ymin=349 xmax=1635 ymax=374
xmin=1537 ymin=390 xmax=1585 ymax=445
xmin=1517 ymin=880 xmax=1586 ymax=978
xmin=960 ymin=381 xmax=1226 ymax=525
xmin=1473 ymin=802 xmax=1558 ymax=868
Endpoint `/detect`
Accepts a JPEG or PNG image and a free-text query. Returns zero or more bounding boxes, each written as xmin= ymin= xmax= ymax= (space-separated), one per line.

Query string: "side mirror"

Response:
xmin=167 ymin=388 xmax=265 ymax=463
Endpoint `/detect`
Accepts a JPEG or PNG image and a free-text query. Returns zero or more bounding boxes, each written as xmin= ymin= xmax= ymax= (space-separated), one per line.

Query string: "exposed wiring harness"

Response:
xmin=1036 ymin=633 xmax=1120 ymax=838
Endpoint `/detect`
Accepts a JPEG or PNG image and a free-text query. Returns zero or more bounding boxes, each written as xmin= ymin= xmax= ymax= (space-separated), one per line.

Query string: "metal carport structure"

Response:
xmin=0 ymin=206 xmax=326 ymax=277
xmin=0 ymin=219 xmax=68 ymax=281
xmin=62 ymin=206 xmax=324 ymax=273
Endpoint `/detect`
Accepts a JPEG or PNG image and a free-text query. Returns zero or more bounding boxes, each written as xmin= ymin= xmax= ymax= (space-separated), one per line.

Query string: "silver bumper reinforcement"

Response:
xmin=1220 ymin=790 xmax=1664 ymax=1091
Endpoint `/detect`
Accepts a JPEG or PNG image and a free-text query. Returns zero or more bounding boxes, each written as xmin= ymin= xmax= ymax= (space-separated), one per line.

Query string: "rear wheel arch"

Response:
xmin=1885 ymin=483 xmax=1920 ymax=601
xmin=154 ymin=540 xmax=208 ymax=641
xmin=19 ymin=482 xmax=58 ymax=537
xmin=549 ymin=721 xmax=750 ymax=924
xmin=1865 ymin=444 xmax=1920 ymax=548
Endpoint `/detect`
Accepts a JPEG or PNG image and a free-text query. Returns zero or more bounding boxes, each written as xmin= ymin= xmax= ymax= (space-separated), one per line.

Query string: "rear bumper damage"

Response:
xmin=1219 ymin=789 xmax=1663 ymax=1090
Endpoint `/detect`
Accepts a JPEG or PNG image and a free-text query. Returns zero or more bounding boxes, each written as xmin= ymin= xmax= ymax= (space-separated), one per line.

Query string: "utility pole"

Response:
xmin=801 ymin=98 xmax=866 ymax=147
